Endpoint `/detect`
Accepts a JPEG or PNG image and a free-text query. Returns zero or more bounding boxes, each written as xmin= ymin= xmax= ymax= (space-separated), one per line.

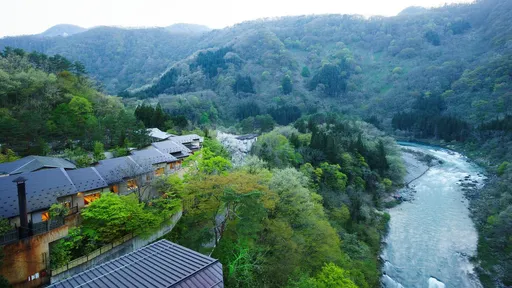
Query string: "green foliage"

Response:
xmin=0 ymin=218 xmax=12 ymax=235
xmin=134 ymin=103 xmax=171 ymax=130
xmin=309 ymin=64 xmax=348 ymax=98
xmin=497 ymin=161 xmax=509 ymax=176
xmin=49 ymin=203 xmax=69 ymax=218
xmin=0 ymin=148 xmax=19 ymax=163
xmin=238 ymin=114 xmax=276 ymax=134
xmin=425 ymin=30 xmax=441 ymax=46
xmin=93 ymin=141 xmax=105 ymax=161
xmin=281 ymin=75 xmax=293 ymax=95
xmin=64 ymin=147 xmax=93 ymax=168
xmin=232 ymin=75 xmax=255 ymax=94
xmin=251 ymin=130 xmax=301 ymax=168
xmin=0 ymin=49 xmax=150 ymax=156
xmin=199 ymin=154 xmax=233 ymax=175
xmin=301 ymin=66 xmax=311 ymax=78
xmin=81 ymin=193 xmax=162 ymax=243
xmin=304 ymin=263 xmax=358 ymax=288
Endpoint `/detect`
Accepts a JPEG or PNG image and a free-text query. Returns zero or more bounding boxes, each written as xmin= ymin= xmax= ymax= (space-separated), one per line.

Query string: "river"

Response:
xmin=382 ymin=143 xmax=485 ymax=288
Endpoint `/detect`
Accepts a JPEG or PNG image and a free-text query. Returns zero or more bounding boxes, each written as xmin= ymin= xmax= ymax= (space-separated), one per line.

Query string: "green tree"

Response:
xmin=93 ymin=141 xmax=106 ymax=161
xmin=301 ymin=66 xmax=311 ymax=78
xmin=308 ymin=263 xmax=358 ymax=288
xmin=81 ymin=193 xmax=161 ymax=243
xmin=282 ymin=75 xmax=293 ymax=95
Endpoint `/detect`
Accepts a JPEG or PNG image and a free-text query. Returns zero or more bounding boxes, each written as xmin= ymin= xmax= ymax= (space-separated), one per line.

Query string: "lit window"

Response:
xmin=41 ymin=212 xmax=50 ymax=222
xmin=127 ymin=179 xmax=138 ymax=190
xmin=155 ymin=167 xmax=165 ymax=176
xmin=110 ymin=185 xmax=119 ymax=193
xmin=84 ymin=193 xmax=101 ymax=206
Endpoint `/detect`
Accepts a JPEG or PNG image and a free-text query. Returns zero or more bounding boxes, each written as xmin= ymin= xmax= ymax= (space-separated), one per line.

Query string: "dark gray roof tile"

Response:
xmin=0 ymin=168 xmax=78 ymax=218
xmin=49 ymin=240 xmax=223 ymax=288
xmin=0 ymin=156 xmax=76 ymax=175
xmin=152 ymin=140 xmax=192 ymax=154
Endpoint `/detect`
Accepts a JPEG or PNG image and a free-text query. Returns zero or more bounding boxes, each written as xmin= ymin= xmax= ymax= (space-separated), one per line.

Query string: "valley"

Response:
xmin=0 ymin=0 xmax=511 ymax=287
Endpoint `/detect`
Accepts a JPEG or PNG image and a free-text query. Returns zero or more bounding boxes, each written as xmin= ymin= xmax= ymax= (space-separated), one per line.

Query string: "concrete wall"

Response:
xmin=50 ymin=211 xmax=182 ymax=284
xmin=0 ymin=214 xmax=80 ymax=287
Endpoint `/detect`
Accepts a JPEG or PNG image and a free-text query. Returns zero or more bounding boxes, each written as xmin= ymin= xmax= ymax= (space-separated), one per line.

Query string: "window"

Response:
xmin=155 ymin=167 xmax=164 ymax=176
xmin=84 ymin=193 xmax=101 ymax=206
xmin=41 ymin=212 xmax=50 ymax=222
xmin=127 ymin=179 xmax=138 ymax=190
xmin=169 ymin=162 xmax=175 ymax=169
xmin=109 ymin=185 xmax=119 ymax=193
xmin=61 ymin=201 xmax=71 ymax=209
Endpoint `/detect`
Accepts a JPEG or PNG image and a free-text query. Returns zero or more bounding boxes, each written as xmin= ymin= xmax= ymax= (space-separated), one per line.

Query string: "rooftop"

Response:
xmin=0 ymin=155 xmax=76 ymax=175
xmin=152 ymin=140 xmax=192 ymax=155
xmin=169 ymin=134 xmax=204 ymax=145
xmin=148 ymin=128 xmax=175 ymax=141
xmin=66 ymin=168 xmax=108 ymax=193
xmin=0 ymin=168 xmax=78 ymax=219
xmin=49 ymin=239 xmax=224 ymax=288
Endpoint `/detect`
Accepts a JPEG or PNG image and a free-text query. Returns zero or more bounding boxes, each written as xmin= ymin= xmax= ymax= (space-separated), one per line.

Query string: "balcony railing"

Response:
xmin=0 ymin=230 xmax=19 ymax=245
xmin=68 ymin=205 xmax=79 ymax=216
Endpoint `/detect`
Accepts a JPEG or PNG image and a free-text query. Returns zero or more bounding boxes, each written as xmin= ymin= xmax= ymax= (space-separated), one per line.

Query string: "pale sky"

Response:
xmin=0 ymin=0 xmax=474 ymax=38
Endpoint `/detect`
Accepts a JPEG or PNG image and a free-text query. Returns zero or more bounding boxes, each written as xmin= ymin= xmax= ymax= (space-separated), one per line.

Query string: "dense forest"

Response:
xmin=0 ymin=24 xmax=209 ymax=93
xmin=1 ymin=0 xmax=512 ymax=286
xmin=168 ymin=116 xmax=404 ymax=288
xmin=0 ymin=49 xmax=155 ymax=163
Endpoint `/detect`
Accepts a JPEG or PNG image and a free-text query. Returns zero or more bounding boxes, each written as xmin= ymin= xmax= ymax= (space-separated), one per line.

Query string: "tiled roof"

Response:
xmin=0 ymin=168 xmax=78 ymax=219
xmin=94 ymin=157 xmax=144 ymax=184
xmin=131 ymin=147 xmax=178 ymax=166
xmin=148 ymin=128 xmax=175 ymax=140
xmin=0 ymin=156 xmax=76 ymax=175
xmin=152 ymin=140 xmax=192 ymax=154
xmin=66 ymin=168 xmax=108 ymax=193
xmin=49 ymin=240 xmax=224 ymax=288
xmin=169 ymin=134 xmax=204 ymax=145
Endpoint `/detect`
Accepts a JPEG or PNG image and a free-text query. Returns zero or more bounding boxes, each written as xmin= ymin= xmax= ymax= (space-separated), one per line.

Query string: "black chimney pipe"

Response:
xmin=13 ymin=177 xmax=28 ymax=239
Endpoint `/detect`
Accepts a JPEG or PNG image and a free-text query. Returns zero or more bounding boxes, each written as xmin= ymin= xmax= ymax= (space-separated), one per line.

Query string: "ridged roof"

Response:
xmin=169 ymin=134 xmax=204 ymax=145
xmin=148 ymin=128 xmax=175 ymax=140
xmin=152 ymin=140 xmax=192 ymax=154
xmin=0 ymin=168 xmax=78 ymax=219
xmin=49 ymin=240 xmax=224 ymax=288
xmin=66 ymin=168 xmax=108 ymax=193
xmin=0 ymin=156 xmax=76 ymax=175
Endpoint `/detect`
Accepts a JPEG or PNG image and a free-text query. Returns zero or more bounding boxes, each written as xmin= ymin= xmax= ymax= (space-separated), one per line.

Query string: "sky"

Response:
xmin=1 ymin=0 xmax=474 ymax=38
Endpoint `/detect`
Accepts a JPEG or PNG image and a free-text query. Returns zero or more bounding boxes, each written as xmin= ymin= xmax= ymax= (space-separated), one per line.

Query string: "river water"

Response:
xmin=382 ymin=144 xmax=485 ymax=288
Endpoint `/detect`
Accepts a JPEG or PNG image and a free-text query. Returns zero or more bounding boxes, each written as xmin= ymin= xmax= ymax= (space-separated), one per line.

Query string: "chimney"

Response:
xmin=13 ymin=176 xmax=28 ymax=239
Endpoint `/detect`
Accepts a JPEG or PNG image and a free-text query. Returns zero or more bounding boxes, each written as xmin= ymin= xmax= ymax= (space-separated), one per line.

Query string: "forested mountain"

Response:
xmin=122 ymin=0 xmax=511 ymax=131
xmin=40 ymin=24 xmax=87 ymax=37
xmin=0 ymin=26 xmax=208 ymax=93
xmin=0 ymin=49 xmax=151 ymax=159
xmin=165 ymin=23 xmax=211 ymax=34
xmin=1 ymin=0 xmax=512 ymax=286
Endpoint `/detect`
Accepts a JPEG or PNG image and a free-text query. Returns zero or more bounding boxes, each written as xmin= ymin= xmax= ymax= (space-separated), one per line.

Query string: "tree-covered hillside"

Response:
xmin=0 ymin=48 xmax=150 ymax=157
xmin=0 ymin=26 xmax=208 ymax=93
xmin=119 ymin=0 xmax=510 ymax=130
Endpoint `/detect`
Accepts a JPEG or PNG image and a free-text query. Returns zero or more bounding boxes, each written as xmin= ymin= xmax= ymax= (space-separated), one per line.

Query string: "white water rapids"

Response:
xmin=382 ymin=143 xmax=485 ymax=288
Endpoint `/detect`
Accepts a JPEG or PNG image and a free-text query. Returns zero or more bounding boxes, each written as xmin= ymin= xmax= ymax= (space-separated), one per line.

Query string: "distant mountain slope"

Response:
xmin=165 ymin=23 xmax=211 ymax=34
xmin=130 ymin=0 xmax=511 ymax=128
xmin=40 ymin=24 xmax=87 ymax=37
xmin=0 ymin=25 xmax=207 ymax=93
